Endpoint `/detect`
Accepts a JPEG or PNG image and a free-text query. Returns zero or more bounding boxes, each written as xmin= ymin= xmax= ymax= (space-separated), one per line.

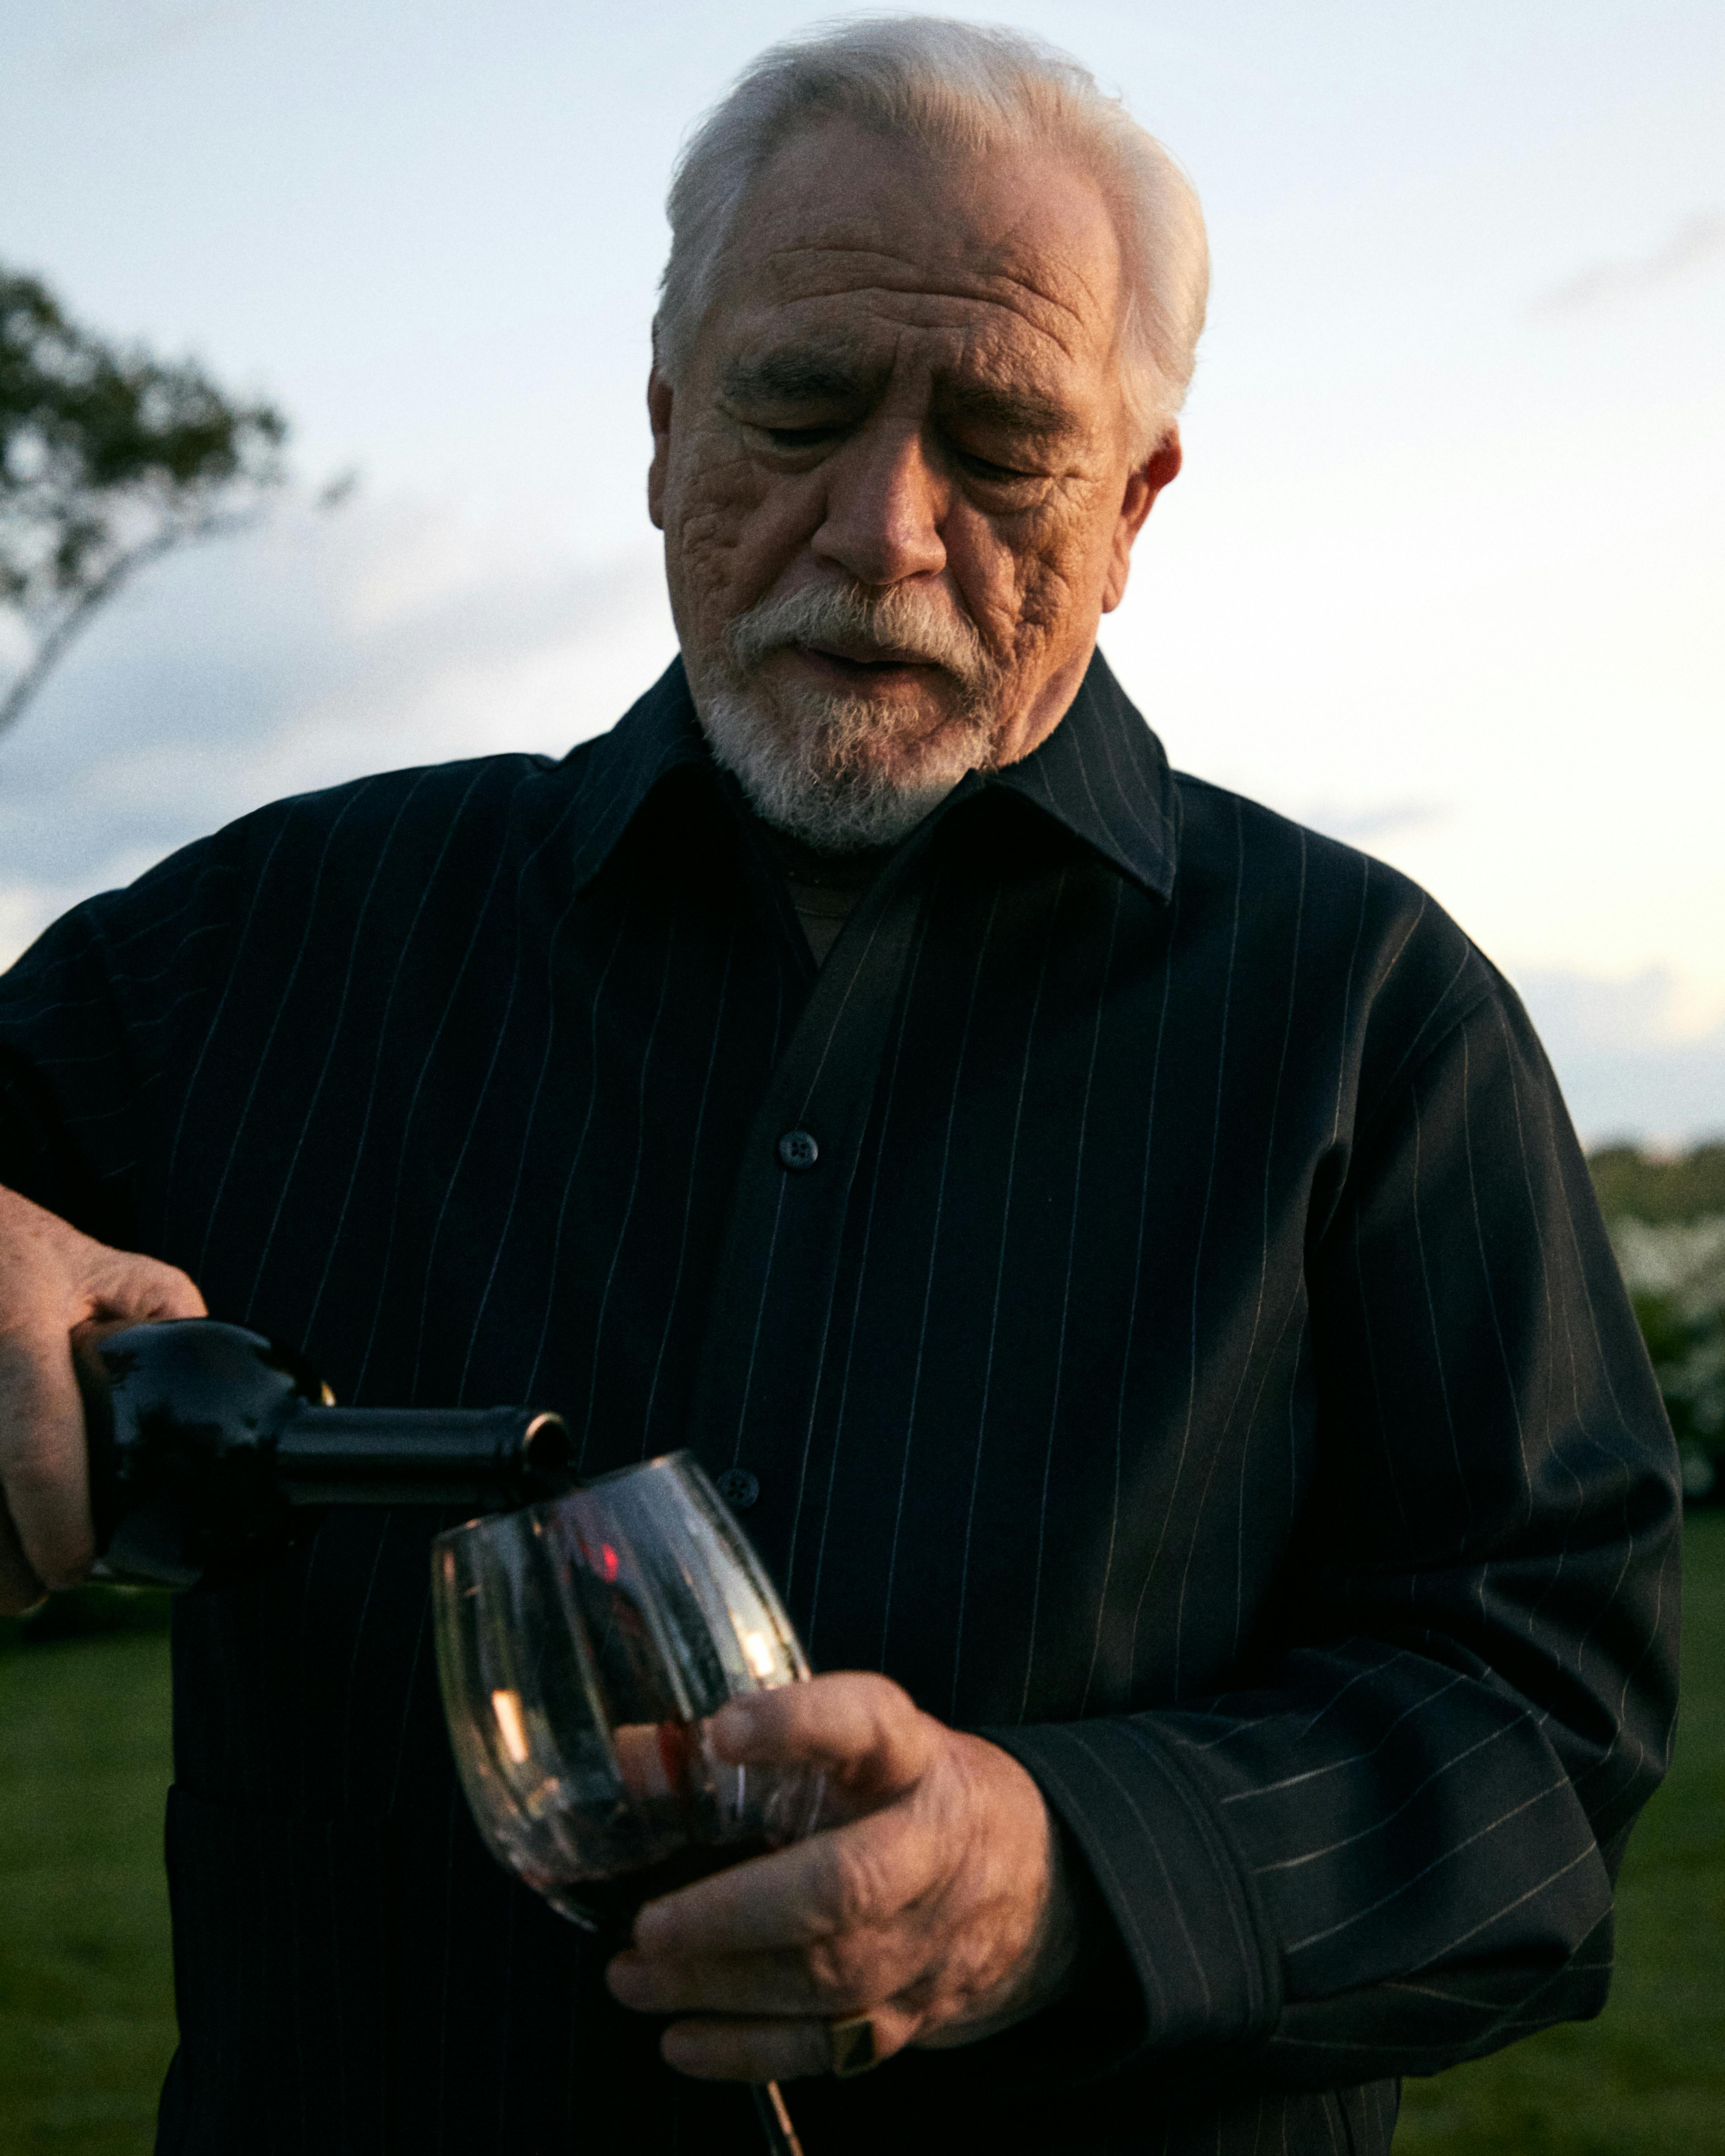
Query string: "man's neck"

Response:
xmin=750 ymin=817 xmax=898 ymax=965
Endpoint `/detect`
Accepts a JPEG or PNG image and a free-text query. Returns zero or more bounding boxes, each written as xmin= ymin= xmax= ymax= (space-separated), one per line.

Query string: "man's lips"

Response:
xmin=788 ymin=641 xmax=941 ymax=681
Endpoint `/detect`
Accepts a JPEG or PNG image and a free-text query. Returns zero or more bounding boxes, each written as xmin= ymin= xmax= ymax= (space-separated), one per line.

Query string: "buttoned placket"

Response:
xmin=553 ymin=656 xmax=1177 ymax=1593
xmin=681 ymin=785 xmax=977 ymax=1580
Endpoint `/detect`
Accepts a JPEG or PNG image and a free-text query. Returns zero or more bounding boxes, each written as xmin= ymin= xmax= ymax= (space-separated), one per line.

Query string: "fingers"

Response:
xmin=0 ymin=1320 xmax=93 ymax=1601
xmin=84 ymin=1252 xmax=207 ymax=1326
xmin=657 ymin=2003 xmax=921 ymax=2083
xmin=633 ymin=1797 xmax=940 ymax=1959
xmin=610 ymin=1940 xmax=876 ymax=2021
xmin=612 ymin=1722 xmax=677 ymax=1805
xmin=0 ymin=1185 xmax=206 ymax=1610
xmin=612 ymin=1909 xmax=925 ymax=2019
xmin=615 ymin=1696 xmax=956 ymax=2085
xmin=614 ymin=1719 xmax=1073 ymax=2081
xmin=663 ymin=2017 xmax=834 ymax=2083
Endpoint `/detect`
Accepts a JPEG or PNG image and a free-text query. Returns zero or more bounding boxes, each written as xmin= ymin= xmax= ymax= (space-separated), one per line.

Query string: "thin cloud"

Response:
xmin=1535 ymin=211 xmax=1725 ymax=317
xmin=1516 ymin=968 xmax=1725 ymax=1148
xmin=1297 ymin=799 xmax=1449 ymax=847
xmin=0 ymin=496 xmax=673 ymax=961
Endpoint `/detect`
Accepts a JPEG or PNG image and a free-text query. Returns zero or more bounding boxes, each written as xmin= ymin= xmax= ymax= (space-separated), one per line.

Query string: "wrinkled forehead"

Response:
xmin=701 ymin=116 xmax=1128 ymax=396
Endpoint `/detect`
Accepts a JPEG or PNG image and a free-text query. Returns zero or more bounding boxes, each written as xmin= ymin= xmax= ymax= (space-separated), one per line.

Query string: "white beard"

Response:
xmin=698 ymin=681 xmax=997 ymax=851
xmin=688 ymin=582 xmax=1004 ymax=852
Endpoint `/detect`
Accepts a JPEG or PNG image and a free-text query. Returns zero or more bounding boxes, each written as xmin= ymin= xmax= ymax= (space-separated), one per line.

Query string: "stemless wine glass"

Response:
xmin=432 ymin=1451 xmax=824 ymax=2153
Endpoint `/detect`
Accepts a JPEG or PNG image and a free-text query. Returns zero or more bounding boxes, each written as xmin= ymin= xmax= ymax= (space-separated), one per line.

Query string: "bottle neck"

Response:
xmin=80 ymin=1318 xmax=575 ymax=1587
xmin=271 ymin=1403 xmax=574 ymax=1509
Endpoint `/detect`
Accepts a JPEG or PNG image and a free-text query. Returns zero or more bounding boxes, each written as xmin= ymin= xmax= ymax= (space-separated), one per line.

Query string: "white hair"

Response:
xmin=655 ymin=15 xmax=1209 ymax=454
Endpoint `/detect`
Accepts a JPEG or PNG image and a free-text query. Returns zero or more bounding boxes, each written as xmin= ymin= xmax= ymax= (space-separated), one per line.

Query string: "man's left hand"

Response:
xmin=604 ymin=1671 xmax=1080 ymax=2081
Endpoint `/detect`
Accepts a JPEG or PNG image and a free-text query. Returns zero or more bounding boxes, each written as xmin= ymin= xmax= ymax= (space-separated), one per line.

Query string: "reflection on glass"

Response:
xmin=432 ymin=1450 xmax=823 ymax=1929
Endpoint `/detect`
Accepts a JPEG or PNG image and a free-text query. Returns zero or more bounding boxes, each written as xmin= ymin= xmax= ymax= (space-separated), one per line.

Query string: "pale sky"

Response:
xmin=2 ymin=0 xmax=1722 ymax=1142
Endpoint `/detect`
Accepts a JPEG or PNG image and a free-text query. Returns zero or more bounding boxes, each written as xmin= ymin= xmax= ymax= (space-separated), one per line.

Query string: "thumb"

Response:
xmin=710 ymin=1671 xmax=936 ymax=1803
xmin=80 ymin=1247 xmax=208 ymax=1326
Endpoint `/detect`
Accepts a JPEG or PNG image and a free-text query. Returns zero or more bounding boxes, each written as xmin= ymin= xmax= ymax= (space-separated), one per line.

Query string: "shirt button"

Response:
xmin=716 ymin=1467 xmax=760 ymax=1511
xmin=777 ymin=1128 xmax=819 ymax=1172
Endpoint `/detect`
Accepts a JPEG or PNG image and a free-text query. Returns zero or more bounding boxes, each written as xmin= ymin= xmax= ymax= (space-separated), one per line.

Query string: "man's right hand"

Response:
xmin=0 ymin=1185 xmax=206 ymax=1612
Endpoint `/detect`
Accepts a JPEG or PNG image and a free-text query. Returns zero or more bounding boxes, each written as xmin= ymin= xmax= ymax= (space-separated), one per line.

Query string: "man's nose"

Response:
xmin=810 ymin=424 xmax=947 ymax=588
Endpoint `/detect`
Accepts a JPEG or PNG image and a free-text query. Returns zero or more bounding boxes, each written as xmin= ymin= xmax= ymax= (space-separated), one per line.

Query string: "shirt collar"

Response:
xmin=565 ymin=646 xmax=1179 ymax=901
xmin=978 ymin=647 xmax=1178 ymax=899
xmin=554 ymin=659 xmax=710 ymax=891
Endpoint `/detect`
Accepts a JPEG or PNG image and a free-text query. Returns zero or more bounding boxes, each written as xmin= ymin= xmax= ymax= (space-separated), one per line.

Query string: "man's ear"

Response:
xmin=1101 ymin=428 xmax=1182 ymax=613
xmin=647 ymin=363 xmax=674 ymax=531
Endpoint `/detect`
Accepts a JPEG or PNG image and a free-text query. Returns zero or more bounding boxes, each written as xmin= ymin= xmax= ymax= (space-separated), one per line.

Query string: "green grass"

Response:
xmin=0 ymin=1526 xmax=1719 ymax=2153
xmin=0 ymin=1631 xmax=175 ymax=2156
xmin=1399 ymin=1510 xmax=1725 ymax=2154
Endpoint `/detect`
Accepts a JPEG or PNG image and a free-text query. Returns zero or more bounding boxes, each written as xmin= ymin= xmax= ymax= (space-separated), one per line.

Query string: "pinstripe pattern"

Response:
xmin=0 ymin=654 xmax=1679 ymax=2154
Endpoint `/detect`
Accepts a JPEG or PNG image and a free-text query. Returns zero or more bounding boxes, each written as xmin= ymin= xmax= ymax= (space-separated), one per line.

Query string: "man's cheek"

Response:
xmin=942 ymin=512 xmax=1032 ymax=665
xmin=949 ymin=500 xmax=1082 ymax=660
xmin=1008 ymin=508 xmax=1111 ymax=661
xmin=672 ymin=463 xmax=798 ymax=620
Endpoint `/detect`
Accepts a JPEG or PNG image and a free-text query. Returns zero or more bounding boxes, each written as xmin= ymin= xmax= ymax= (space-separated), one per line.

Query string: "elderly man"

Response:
xmin=0 ymin=19 xmax=1678 ymax=2156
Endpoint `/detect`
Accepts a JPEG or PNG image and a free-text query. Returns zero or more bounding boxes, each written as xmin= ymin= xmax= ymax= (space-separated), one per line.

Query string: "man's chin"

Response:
xmin=732 ymin=757 xmax=962 ymax=854
xmin=695 ymin=682 xmax=991 ymax=853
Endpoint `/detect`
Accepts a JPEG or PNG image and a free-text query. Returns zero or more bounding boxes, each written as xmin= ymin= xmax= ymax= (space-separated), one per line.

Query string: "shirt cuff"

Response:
xmin=983 ymin=1716 xmax=1282 ymax=2076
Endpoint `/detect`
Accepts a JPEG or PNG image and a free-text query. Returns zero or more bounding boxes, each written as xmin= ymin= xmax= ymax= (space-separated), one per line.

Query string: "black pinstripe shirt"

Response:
xmin=0 ymin=654 xmax=1680 ymax=2156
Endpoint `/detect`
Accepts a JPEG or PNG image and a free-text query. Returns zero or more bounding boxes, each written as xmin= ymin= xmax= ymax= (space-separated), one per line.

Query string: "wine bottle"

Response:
xmin=76 ymin=1318 xmax=575 ymax=1590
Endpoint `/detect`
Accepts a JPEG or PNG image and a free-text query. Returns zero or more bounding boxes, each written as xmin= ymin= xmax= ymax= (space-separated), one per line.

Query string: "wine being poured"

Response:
xmin=71 ymin=1319 xmax=818 ymax=2153
xmin=430 ymin=1452 xmax=823 ymax=1923
xmin=433 ymin=1455 xmax=824 ymax=2156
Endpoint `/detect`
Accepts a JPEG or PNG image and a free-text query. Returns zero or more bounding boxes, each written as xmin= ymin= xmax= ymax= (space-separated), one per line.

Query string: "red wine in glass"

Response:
xmin=433 ymin=1454 xmax=824 ymax=2155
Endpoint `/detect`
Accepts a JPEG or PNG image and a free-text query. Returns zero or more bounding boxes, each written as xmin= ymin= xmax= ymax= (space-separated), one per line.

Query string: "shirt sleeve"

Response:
xmin=0 ymin=835 xmax=247 ymax=1246
xmin=987 ymin=972 xmax=1682 ymax=2094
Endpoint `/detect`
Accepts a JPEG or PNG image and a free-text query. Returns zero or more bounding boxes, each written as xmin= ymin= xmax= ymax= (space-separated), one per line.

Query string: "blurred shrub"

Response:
xmin=1590 ymin=1143 xmax=1725 ymax=1225
xmin=1593 ymin=1149 xmax=1725 ymax=1506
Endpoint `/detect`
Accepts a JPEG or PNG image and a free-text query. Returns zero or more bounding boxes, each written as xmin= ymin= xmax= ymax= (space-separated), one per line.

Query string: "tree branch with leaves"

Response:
xmin=0 ymin=266 xmax=289 ymax=738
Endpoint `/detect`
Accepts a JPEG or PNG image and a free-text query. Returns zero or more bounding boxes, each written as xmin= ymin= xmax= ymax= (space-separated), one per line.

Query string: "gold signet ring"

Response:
xmin=826 ymin=2011 xmax=881 ymax=2078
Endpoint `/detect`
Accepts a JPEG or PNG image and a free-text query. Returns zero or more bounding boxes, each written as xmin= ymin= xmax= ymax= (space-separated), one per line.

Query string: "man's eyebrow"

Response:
xmin=721 ymin=353 xmax=879 ymax=404
xmin=721 ymin=354 xmax=1077 ymax=436
xmin=941 ymin=383 xmax=1073 ymax=437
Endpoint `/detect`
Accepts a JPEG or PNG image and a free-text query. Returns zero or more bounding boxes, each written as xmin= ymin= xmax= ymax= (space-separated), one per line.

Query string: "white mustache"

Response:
xmin=725 ymin=582 xmax=992 ymax=688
